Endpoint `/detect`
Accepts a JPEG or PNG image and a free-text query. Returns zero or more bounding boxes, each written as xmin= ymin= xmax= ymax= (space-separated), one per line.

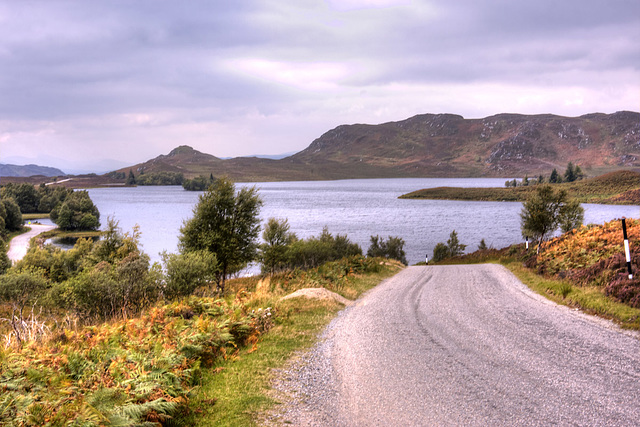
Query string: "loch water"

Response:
xmin=84 ymin=178 xmax=639 ymax=267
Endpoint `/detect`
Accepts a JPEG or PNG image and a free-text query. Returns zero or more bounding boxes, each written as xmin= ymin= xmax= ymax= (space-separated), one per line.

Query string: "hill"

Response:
xmin=0 ymin=163 xmax=65 ymax=177
xmin=116 ymin=111 xmax=639 ymax=181
xmin=290 ymin=111 xmax=640 ymax=177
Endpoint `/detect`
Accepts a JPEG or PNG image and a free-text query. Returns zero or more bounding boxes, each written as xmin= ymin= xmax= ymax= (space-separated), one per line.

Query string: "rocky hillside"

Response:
xmin=118 ymin=111 xmax=639 ymax=181
xmin=291 ymin=111 xmax=640 ymax=177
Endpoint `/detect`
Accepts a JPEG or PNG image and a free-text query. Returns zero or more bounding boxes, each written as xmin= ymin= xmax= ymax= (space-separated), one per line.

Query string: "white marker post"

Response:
xmin=525 ymin=236 xmax=529 ymax=250
xmin=622 ymin=218 xmax=633 ymax=280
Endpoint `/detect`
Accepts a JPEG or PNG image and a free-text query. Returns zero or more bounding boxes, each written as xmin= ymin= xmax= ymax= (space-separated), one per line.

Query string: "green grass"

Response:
xmin=23 ymin=213 xmax=51 ymax=220
xmin=179 ymin=262 xmax=401 ymax=426
xmin=503 ymin=261 xmax=640 ymax=329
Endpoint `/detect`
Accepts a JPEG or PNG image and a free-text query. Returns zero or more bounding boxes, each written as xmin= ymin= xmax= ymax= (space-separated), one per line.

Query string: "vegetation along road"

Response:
xmin=273 ymin=265 xmax=640 ymax=426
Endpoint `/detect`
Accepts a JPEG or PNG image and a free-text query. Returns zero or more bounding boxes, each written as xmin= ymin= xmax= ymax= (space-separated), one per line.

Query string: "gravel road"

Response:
xmin=7 ymin=223 xmax=57 ymax=263
xmin=267 ymin=264 xmax=640 ymax=426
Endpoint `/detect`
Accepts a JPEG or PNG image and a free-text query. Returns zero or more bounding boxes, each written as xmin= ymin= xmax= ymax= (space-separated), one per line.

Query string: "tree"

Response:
xmin=126 ymin=170 xmax=136 ymax=185
xmin=260 ymin=218 xmax=297 ymax=275
xmin=549 ymin=168 xmax=560 ymax=183
xmin=367 ymin=235 xmax=408 ymax=264
xmin=0 ymin=183 xmax=40 ymax=213
xmin=179 ymin=177 xmax=262 ymax=292
xmin=446 ymin=230 xmax=467 ymax=257
xmin=432 ymin=230 xmax=467 ymax=262
xmin=564 ymin=162 xmax=577 ymax=182
xmin=50 ymin=190 xmax=100 ymax=231
xmin=2 ymin=198 xmax=23 ymax=232
xmin=478 ymin=239 xmax=488 ymax=251
xmin=432 ymin=242 xmax=449 ymax=262
xmin=520 ymin=185 xmax=584 ymax=252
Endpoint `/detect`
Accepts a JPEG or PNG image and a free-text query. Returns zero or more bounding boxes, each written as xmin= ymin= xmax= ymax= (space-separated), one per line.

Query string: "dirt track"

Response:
xmin=7 ymin=223 xmax=57 ymax=263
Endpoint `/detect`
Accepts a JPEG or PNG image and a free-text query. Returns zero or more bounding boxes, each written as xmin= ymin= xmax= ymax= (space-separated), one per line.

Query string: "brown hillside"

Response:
xmin=114 ymin=112 xmax=640 ymax=182
xmin=291 ymin=111 xmax=640 ymax=177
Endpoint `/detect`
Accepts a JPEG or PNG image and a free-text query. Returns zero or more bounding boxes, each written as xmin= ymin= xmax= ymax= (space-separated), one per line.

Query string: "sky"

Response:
xmin=1 ymin=0 xmax=639 ymax=173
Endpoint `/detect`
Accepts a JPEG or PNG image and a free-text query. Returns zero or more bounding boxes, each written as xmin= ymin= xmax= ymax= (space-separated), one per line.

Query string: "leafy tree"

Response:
xmin=522 ymin=175 xmax=529 ymax=186
xmin=0 ymin=183 xmax=40 ymax=213
xmin=537 ymin=175 xmax=545 ymax=184
xmin=50 ymin=190 xmax=100 ymax=231
xmin=2 ymin=197 xmax=23 ymax=231
xmin=574 ymin=164 xmax=585 ymax=180
xmin=37 ymin=186 xmax=72 ymax=212
xmin=126 ymin=170 xmax=136 ymax=185
xmin=367 ymin=235 xmax=408 ymax=264
xmin=179 ymin=177 xmax=262 ymax=292
xmin=520 ymin=185 xmax=584 ymax=252
xmin=559 ymin=199 xmax=585 ymax=234
xmin=260 ymin=218 xmax=297 ymax=275
xmin=478 ymin=239 xmax=488 ymax=251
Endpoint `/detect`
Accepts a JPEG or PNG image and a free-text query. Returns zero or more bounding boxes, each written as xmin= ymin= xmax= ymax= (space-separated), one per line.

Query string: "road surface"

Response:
xmin=7 ymin=223 xmax=57 ymax=263
xmin=270 ymin=265 xmax=640 ymax=426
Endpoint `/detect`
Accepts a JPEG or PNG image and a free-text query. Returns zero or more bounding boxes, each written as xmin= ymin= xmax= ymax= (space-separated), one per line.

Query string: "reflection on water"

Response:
xmin=83 ymin=179 xmax=639 ymax=266
xmin=46 ymin=236 xmax=100 ymax=250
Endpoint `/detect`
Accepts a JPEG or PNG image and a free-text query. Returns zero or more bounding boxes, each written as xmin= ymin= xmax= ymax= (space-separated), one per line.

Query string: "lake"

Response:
xmin=84 ymin=178 xmax=639 ymax=268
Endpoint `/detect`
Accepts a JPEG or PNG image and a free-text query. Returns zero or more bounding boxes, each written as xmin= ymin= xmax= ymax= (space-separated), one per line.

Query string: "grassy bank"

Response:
xmin=0 ymin=256 xmax=402 ymax=426
xmin=180 ymin=257 xmax=402 ymax=426
xmin=434 ymin=218 xmax=640 ymax=329
xmin=400 ymin=170 xmax=640 ymax=204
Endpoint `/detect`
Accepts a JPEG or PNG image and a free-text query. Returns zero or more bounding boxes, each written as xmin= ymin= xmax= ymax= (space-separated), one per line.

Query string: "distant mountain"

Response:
xmin=0 ymin=163 xmax=66 ymax=177
xmin=117 ymin=112 xmax=640 ymax=181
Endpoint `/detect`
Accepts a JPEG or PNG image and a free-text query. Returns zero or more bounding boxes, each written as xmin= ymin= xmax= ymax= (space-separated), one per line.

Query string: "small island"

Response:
xmin=399 ymin=170 xmax=640 ymax=205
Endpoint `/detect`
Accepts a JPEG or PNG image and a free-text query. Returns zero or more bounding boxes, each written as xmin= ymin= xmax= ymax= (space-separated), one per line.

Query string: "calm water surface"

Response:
xmin=86 ymin=178 xmax=639 ymax=266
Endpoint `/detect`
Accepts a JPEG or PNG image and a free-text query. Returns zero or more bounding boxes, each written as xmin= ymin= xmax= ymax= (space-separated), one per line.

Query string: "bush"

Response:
xmin=161 ymin=250 xmax=219 ymax=299
xmin=432 ymin=230 xmax=467 ymax=262
xmin=367 ymin=235 xmax=408 ymax=264
xmin=432 ymin=242 xmax=449 ymax=262
xmin=286 ymin=228 xmax=362 ymax=270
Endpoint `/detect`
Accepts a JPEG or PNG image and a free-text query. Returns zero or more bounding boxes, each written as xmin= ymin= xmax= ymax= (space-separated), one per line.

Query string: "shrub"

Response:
xmin=367 ymin=235 xmax=408 ymax=264
xmin=432 ymin=242 xmax=449 ymax=262
xmin=161 ymin=250 xmax=219 ymax=299
xmin=286 ymin=227 xmax=362 ymax=270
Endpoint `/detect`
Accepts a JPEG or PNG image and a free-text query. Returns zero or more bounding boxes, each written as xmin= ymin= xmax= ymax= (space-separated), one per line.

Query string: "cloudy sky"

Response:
xmin=1 ymin=0 xmax=638 ymax=173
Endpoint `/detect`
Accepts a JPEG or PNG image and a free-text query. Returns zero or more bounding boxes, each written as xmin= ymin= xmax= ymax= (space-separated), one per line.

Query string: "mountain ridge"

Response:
xmin=120 ymin=111 xmax=638 ymax=181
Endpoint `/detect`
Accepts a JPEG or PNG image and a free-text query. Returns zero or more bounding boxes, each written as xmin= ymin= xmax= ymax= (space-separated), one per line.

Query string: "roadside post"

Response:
xmin=622 ymin=218 xmax=633 ymax=280
xmin=425 ymin=254 xmax=428 ymax=265
xmin=525 ymin=236 xmax=529 ymax=250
